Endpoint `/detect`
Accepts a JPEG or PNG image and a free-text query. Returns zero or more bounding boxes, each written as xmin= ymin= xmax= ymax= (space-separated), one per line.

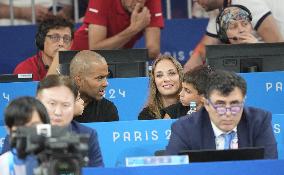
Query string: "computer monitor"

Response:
xmin=59 ymin=49 xmax=149 ymax=78
xmin=0 ymin=74 xmax=33 ymax=83
xmin=206 ymin=42 xmax=284 ymax=73
xmin=179 ymin=147 xmax=264 ymax=163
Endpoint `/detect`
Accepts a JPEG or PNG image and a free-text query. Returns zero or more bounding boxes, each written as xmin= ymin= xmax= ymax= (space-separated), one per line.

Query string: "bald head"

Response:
xmin=70 ymin=50 xmax=107 ymax=78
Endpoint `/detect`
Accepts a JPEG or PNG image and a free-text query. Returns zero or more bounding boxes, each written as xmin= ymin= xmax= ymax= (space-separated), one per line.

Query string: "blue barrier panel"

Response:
xmin=0 ymin=77 xmax=148 ymax=124
xmin=0 ymin=126 xmax=6 ymax=153
xmin=84 ymin=120 xmax=173 ymax=167
xmin=272 ymin=114 xmax=284 ymax=158
xmin=103 ymin=77 xmax=148 ymax=121
xmin=241 ymin=72 xmax=284 ymax=114
xmin=0 ymin=114 xmax=283 ymax=167
xmin=134 ymin=19 xmax=208 ymax=65
xmin=0 ymin=25 xmax=37 ymax=74
xmin=0 ymin=19 xmax=208 ymax=74
xmin=1 ymin=71 xmax=284 ymax=122
xmin=86 ymin=115 xmax=284 ymax=167
xmin=0 ymin=81 xmax=37 ymax=125
xmin=83 ymin=159 xmax=284 ymax=175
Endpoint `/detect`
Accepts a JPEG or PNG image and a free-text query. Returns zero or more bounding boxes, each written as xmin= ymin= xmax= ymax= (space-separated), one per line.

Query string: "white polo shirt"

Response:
xmin=206 ymin=0 xmax=284 ymax=38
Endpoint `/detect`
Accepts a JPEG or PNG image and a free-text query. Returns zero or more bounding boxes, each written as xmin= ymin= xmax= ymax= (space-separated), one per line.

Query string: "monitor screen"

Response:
xmin=0 ymin=74 xmax=33 ymax=83
xmin=59 ymin=49 xmax=149 ymax=78
xmin=179 ymin=147 xmax=264 ymax=163
xmin=206 ymin=42 xmax=284 ymax=73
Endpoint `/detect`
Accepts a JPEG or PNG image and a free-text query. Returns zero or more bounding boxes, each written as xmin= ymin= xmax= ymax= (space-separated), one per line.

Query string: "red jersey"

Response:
xmin=13 ymin=52 xmax=47 ymax=81
xmin=71 ymin=0 xmax=164 ymax=50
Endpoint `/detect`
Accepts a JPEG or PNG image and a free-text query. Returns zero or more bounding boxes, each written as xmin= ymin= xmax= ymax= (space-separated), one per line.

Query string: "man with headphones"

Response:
xmin=183 ymin=0 xmax=284 ymax=71
xmin=216 ymin=5 xmax=258 ymax=44
xmin=13 ymin=15 xmax=73 ymax=81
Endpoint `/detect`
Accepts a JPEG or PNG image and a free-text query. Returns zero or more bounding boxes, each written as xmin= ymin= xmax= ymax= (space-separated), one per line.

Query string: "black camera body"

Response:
xmin=12 ymin=124 xmax=89 ymax=175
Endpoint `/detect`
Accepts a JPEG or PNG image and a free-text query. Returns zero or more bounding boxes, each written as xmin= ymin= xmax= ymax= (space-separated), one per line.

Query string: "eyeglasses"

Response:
xmin=46 ymin=34 xmax=72 ymax=44
xmin=207 ymin=99 xmax=244 ymax=116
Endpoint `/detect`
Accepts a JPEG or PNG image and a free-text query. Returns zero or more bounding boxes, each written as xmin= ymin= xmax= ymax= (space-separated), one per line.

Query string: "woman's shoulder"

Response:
xmin=138 ymin=107 xmax=157 ymax=120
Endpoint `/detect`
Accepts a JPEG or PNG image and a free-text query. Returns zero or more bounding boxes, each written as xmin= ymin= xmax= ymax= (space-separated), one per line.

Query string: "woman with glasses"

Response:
xmin=165 ymin=70 xmax=277 ymax=159
xmin=13 ymin=15 xmax=74 ymax=81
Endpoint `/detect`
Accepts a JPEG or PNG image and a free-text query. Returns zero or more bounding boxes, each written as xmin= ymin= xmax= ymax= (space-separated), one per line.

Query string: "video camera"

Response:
xmin=11 ymin=124 xmax=89 ymax=175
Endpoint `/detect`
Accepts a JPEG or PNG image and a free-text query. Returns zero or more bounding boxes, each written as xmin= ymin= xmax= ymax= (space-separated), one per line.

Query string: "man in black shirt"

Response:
xmin=70 ymin=50 xmax=119 ymax=122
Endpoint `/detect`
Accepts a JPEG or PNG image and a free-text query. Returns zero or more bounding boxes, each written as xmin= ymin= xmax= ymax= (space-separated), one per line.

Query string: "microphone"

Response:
xmin=228 ymin=37 xmax=238 ymax=41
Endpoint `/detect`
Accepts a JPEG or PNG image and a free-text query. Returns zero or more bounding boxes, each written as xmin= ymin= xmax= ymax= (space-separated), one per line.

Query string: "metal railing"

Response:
xmin=165 ymin=0 xmax=192 ymax=19
xmin=7 ymin=0 xmax=72 ymax=25
xmin=5 ymin=0 xmax=192 ymax=25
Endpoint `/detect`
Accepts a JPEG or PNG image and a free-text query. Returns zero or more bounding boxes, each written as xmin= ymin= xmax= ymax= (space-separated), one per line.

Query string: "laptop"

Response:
xmin=179 ymin=147 xmax=264 ymax=162
xmin=0 ymin=74 xmax=33 ymax=83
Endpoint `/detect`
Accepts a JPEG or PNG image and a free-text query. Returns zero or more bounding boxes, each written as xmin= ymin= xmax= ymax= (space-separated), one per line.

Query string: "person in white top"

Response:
xmin=0 ymin=0 xmax=73 ymax=25
xmin=184 ymin=0 xmax=284 ymax=71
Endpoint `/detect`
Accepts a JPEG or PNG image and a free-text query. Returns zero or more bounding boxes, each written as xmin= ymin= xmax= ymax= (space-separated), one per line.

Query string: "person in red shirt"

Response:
xmin=71 ymin=0 xmax=164 ymax=59
xmin=13 ymin=15 xmax=74 ymax=81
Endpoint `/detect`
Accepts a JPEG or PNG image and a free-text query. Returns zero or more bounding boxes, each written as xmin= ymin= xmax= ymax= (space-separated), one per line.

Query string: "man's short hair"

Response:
xmin=205 ymin=70 xmax=247 ymax=98
xmin=35 ymin=15 xmax=74 ymax=50
xmin=69 ymin=50 xmax=107 ymax=78
xmin=183 ymin=65 xmax=214 ymax=95
xmin=5 ymin=96 xmax=50 ymax=129
xmin=37 ymin=75 xmax=78 ymax=99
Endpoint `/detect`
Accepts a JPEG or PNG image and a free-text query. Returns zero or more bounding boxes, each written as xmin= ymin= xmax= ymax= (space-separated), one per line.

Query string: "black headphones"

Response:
xmin=35 ymin=21 xmax=51 ymax=73
xmin=35 ymin=24 xmax=47 ymax=51
xmin=216 ymin=4 xmax=252 ymax=43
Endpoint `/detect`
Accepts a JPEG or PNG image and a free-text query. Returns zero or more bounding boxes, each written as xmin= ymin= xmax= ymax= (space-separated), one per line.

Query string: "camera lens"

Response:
xmin=52 ymin=158 xmax=80 ymax=175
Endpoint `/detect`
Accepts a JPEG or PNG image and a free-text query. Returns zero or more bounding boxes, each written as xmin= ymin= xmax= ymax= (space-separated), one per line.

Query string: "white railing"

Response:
xmin=166 ymin=0 xmax=192 ymax=19
xmin=5 ymin=0 xmax=192 ymax=25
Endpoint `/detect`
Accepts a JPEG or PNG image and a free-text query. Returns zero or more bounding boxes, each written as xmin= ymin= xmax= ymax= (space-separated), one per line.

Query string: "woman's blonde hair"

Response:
xmin=145 ymin=55 xmax=183 ymax=119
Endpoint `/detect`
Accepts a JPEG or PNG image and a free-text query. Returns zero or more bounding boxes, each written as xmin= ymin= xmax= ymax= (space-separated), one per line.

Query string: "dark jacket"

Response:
xmin=165 ymin=107 xmax=278 ymax=159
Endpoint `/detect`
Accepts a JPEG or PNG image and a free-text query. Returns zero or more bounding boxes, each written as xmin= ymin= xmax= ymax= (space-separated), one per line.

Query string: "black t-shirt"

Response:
xmin=74 ymin=98 xmax=119 ymax=122
xmin=162 ymin=102 xmax=189 ymax=119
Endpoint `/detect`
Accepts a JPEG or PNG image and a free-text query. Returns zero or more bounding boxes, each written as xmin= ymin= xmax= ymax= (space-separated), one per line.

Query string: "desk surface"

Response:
xmin=83 ymin=159 xmax=284 ymax=175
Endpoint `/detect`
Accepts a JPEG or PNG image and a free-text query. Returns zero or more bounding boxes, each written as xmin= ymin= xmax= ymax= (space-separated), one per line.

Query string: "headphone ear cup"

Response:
xmin=35 ymin=32 xmax=44 ymax=50
xmin=219 ymin=29 xmax=229 ymax=43
xmin=216 ymin=11 xmax=228 ymax=43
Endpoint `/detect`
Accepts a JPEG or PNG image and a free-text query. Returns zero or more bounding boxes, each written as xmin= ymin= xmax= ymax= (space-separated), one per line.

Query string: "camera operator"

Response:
xmin=1 ymin=75 xmax=104 ymax=167
xmin=0 ymin=96 xmax=50 ymax=175
xmin=36 ymin=75 xmax=104 ymax=167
